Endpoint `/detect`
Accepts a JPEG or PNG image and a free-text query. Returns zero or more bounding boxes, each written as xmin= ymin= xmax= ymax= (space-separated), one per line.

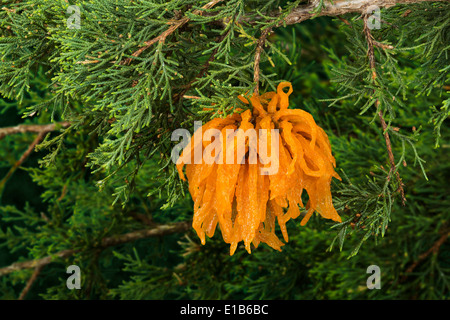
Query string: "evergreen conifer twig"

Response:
xmin=363 ymin=13 xmax=406 ymax=204
xmin=0 ymin=221 xmax=192 ymax=277
xmin=121 ymin=0 xmax=225 ymax=66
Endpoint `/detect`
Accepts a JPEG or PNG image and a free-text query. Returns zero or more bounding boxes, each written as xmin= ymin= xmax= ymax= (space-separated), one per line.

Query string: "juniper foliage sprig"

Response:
xmin=320 ymin=5 xmax=448 ymax=256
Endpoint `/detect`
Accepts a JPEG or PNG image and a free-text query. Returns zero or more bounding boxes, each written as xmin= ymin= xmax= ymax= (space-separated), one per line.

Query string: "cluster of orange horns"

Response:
xmin=177 ymin=82 xmax=341 ymax=255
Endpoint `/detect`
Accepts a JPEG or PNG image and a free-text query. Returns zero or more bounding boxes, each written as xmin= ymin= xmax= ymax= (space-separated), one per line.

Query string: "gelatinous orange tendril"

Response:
xmin=177 ymin=82 xmax=341 ymax=255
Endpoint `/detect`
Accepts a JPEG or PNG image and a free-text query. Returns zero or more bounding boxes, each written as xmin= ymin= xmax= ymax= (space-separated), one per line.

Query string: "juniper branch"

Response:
xmin=121 ymin=0 xmax=225 ymax=65
xmin=0 ymin=221 xmax=192 ymax=277
xmin=100 ymin=220 xmax=192 ymax=247
xmin=253 ymin=28 xmax=271 ymax=95
xmin=0 ymin=249 xmax=77 ymax=278
xmin=363 ymin=14 xmax=406 ymax=205
xmin=0 ymin=122 xmax=71 ymax=140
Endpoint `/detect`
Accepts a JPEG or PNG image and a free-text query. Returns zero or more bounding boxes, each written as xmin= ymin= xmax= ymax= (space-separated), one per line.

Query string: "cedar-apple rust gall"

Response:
xmin=172 ymin=82 xmax=342 ymax=255
xmin=171 ymin=121 xmax=280 ymax=175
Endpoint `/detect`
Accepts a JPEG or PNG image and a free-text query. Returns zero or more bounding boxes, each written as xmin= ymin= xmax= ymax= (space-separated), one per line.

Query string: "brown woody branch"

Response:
xmin=0 ymin=249 xmax=77 ymax=278
xmin=0 ymin=121 xmax=71 ymax=140
xmin=0 ymin=220 xmax=192 ymax=278
xmin=100 ymin=220 xmax=191 ymax=247
xmin=253 ymin=28 xmax=271 ymax=96
xmin=279 ymin=0 xmax=449 ymax=26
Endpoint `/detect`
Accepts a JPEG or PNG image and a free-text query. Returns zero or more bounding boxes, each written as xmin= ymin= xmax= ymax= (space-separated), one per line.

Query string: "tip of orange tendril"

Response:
xmin=177 ymin=82 xmax=341 ymax=255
